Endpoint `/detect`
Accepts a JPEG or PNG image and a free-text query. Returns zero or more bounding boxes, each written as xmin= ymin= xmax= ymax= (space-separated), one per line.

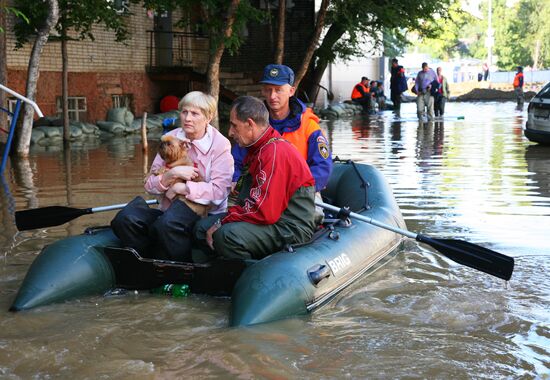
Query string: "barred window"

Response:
xmin=112 ymin=94 xmax=134 ymax=112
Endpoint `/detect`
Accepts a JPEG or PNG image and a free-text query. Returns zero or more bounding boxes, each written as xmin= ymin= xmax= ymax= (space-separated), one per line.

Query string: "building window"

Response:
xmin=56 ymin=96 xmax=87 ymax=121
xmin=112 ymin=94 xmax=134 ymax=111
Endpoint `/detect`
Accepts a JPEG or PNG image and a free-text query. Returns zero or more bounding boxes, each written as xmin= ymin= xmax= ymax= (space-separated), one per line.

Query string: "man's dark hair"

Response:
xmin=422 ymin=62 xmax=428 ymax=69
xmin=361 ymin=76 xmax=368 ymax=81
xmin=231 ymin=96 xmax=269 ymax=127
xmin=392 ymin=58 xmax=398 ymax=64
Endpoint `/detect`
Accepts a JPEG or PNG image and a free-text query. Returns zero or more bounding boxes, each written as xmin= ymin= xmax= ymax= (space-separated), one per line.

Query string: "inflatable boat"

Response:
xmin=10 ymin=161 xmax=406 ymax=326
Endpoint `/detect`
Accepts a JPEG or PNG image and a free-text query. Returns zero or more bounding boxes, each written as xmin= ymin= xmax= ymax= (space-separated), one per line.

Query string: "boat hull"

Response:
xmin=11 ymin=162 xmax=406 ymax=326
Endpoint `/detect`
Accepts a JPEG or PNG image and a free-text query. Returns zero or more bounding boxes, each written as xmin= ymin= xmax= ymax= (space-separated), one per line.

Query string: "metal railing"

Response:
xmin=147 ymin=30 xmax=209 ymax=69
xmin=0 ymin=84 xmax=44 ymax=173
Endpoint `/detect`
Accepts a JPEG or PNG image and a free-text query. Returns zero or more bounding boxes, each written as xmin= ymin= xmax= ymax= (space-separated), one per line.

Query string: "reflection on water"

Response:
xmin=0 ymin=102 xmax=548 ymax=378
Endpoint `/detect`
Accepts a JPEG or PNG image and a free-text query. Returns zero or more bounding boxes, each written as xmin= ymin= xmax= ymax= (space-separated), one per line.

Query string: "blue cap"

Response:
xmin=260 ymin=64 xmax=295 ymax=86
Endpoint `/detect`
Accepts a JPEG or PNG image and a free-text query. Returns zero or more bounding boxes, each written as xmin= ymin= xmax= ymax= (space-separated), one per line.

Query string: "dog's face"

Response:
xmin=158 ymin=135 xmax=190 ymax=167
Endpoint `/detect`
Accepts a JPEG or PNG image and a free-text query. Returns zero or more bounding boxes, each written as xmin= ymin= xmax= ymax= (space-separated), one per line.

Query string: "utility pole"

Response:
xmin=486 ymin=0 xmax=493 ymax=68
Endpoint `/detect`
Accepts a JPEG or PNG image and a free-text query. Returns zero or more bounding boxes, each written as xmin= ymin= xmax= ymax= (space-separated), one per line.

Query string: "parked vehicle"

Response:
xmin=525 ymin=82 xmax=550 ymax=145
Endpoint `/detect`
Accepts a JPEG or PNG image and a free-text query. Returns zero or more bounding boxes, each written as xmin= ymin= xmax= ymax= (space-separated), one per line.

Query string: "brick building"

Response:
xmin=3 ymin=0 xmax=315 ymax=123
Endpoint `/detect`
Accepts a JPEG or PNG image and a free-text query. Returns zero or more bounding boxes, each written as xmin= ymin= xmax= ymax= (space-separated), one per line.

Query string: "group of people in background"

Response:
xmin=389 ymin=59 xmax=449 ymax=120
xmin=355 ymin=58 xmax=529 ymax=119
xmin=412 ymin=62 xmax=450 ymax=120
xmin=351 ymin=76 xmax=386 ymax=114
xmin=354 ymin=58 xmax=450 ymax=120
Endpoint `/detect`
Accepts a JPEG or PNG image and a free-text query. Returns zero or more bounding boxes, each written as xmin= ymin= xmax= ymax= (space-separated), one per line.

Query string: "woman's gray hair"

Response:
xmin=231 ymin=96 xmax=269 ymax=127
xmin=178 ymin=91 xmax=217 ymax=121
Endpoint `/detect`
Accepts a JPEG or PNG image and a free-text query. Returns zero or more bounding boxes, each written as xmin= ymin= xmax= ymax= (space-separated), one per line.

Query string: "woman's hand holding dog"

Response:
xmin=165 ymin=182 xmax=188 ymax=200
xmin=161 ymin=165 xmax=199 ymax=187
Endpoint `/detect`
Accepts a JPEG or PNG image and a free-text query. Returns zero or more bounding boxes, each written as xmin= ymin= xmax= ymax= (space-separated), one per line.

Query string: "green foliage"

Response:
xmin=13 ymin=0 xmax=136 ymax=48
xmin=0 ymin=6 xmax=29 ymax=33
xmin=412 ymin=0 xmax=550 ymax=70
xmin=494 ymin=0 xmax=550 ymax=70
xmin=317 ymin=0 xmax=452 ymax=64
xmin=413 ymin=1 xmax=473 ymax=60
xmin=144 ymin=0 xmax=265 ymax=55
xmin=382 ymin=28 xmax=408 ymax=59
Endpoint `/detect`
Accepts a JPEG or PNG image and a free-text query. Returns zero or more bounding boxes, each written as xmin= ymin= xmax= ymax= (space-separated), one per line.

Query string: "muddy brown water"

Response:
xmin=0 ymin=102 xmax=548 ymax=378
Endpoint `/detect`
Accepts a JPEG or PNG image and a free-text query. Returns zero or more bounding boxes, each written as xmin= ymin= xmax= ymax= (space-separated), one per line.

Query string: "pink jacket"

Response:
xmin=144 ymin=125 xmax=234 ymax=214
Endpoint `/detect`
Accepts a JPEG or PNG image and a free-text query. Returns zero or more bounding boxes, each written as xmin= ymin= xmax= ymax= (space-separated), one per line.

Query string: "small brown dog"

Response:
xmin=153 ymin=135 xmax=210 ymax=217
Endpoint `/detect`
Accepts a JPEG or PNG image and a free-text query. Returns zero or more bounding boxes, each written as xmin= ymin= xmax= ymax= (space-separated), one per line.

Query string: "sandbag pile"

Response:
xmin=96 ymin=107 xmax=138 ymax=135
xmin=96 ymin=108 xmax=180 ymax=135
xmin=31 ymin=117 xmax=100 ymax=145
xmin=317 ymin=102 xmax=364 ymax=120
xmin=30 ymin=108 xmax=181 ymax=145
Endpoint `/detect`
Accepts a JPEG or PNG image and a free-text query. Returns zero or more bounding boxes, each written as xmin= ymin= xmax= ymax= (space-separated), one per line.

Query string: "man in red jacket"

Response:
xmin=195 ymin=96 xmax=316 ymax=260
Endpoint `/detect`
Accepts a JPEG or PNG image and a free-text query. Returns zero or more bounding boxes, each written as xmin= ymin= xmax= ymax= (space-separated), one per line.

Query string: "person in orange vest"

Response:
xmin=231 ymin=64 xmax=332 ymax=194
xmin=351 ymin=76 xmax=372 ymax=113
xmin=513 ymin=66 xmax=524 ymax=108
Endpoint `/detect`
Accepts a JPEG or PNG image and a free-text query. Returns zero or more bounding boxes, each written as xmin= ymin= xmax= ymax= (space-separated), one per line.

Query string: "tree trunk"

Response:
xmin=301 ymin=20 xmax=346 ymax=103
xmin=266 ymin=2 xmax=273 ymax=57
xmin=61 ymin=27 xmax=70 ymax=142
xmin=205 ymin=0 xmax=240 ymax=129
xmin=15 ymin=0 xmax=59 ymax=157
xmin=0 ymin=0 xmax=7 ymax=135
xmin=293 ymin=0 xmax=330 ymax=90
xmin=532 ymin=39 xmax=541 ymax=70
xmin=274 ymin=0 xmax=285 ymax=64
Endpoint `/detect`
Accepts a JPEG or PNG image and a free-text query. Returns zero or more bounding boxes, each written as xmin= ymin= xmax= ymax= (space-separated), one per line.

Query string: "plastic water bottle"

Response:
xmin=151 ymin=284 xmax=190 ymax=297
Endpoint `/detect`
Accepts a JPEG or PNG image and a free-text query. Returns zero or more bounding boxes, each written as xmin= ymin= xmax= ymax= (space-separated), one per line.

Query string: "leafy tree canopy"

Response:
xmin=411 ymin=0 xmax=550 ymax=70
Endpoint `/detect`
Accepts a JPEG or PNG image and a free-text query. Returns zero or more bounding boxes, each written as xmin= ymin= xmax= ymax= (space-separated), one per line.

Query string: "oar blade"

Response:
xmin=416 ymin=234 xmax=514 ymax=281
xmin=15 ymin=206 xmax=90 ymax=231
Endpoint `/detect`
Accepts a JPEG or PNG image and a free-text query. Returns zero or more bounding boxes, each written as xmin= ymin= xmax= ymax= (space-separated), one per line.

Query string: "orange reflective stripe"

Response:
xmin=282 ymin=108 xmax=320 ymax=159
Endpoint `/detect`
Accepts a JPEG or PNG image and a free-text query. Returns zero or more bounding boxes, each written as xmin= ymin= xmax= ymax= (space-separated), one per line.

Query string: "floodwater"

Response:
xmin=0 ymin=102 xmax=548 ymax=378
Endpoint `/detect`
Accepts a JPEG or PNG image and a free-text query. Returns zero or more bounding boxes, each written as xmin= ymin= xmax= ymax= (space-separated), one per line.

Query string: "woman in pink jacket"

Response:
xmin=111 ymin=91 xmax=234 ymax=262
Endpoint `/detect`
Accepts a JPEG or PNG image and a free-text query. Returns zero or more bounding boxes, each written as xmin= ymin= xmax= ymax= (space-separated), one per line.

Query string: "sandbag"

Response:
xmin=125 ymin=121 xmax=141 ymax=133
xmin=30 ymin=129 xmax=46 ymax=144
xmin=80 ymin=123 xmax=100 ymax=135
xmin=70 ymin=126 xmax=83 ymax=138
xmin=145 ymin=116 xmax=163 ymax=130
xmin=96 ymin=121 xmax=126 ymax=135
xmin=130 ymin=119 xmax=143 ymax=132
xmin=124 ymin=110 xmax=134 ymax=127
xmin=41 ymin=126 xmax=62 ymax=138
xmin=107 ymin=108 xmax=129 ymax=125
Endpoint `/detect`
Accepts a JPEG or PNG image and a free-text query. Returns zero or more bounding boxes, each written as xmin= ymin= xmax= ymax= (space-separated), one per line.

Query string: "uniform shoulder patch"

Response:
xmin=317 ymin=135 xmax=329 ymax=159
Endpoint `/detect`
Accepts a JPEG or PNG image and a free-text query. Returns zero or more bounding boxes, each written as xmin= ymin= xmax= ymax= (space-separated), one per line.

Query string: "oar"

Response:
xmin=317 ymin=201 xmax=514 ymax=281
xmin=15 ymin=199 xmax=159 ymax=231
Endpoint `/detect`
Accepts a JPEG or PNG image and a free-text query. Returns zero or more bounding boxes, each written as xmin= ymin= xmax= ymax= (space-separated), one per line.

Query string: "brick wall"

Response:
xmin=6 ymin=4 xmax=154 ymax=71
